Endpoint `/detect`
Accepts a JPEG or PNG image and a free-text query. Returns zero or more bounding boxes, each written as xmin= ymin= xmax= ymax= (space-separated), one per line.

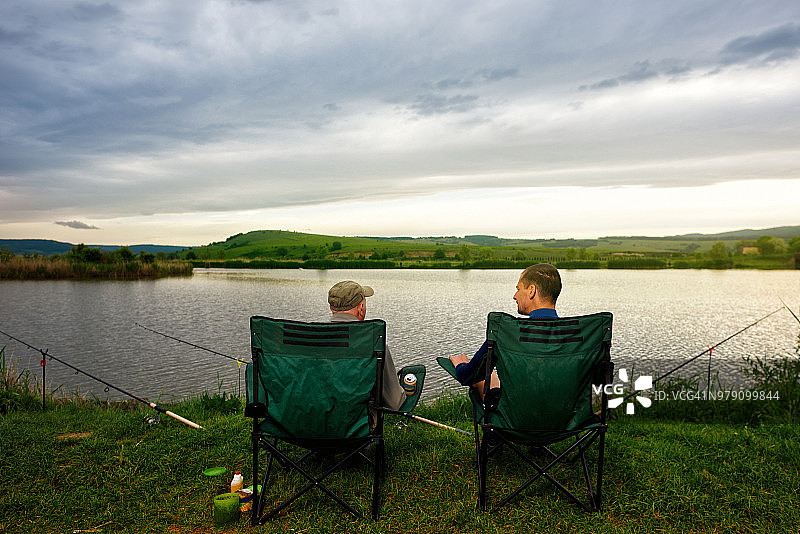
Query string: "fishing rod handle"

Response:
xmin=165 ymin=410 xmax=205 ymax=430
xmin=148 ymin=402 xmax=205 ymax=430
xmin=410 ymin=414 xmax=472 ymax=436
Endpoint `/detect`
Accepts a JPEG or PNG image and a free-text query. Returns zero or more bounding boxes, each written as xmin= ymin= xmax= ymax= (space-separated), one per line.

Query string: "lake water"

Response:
xmin=1 ymin=269 xmax=799 ymax=402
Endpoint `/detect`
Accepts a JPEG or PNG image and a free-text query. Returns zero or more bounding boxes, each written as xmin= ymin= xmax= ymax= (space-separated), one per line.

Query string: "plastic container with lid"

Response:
xmin=230 ymin=471 xmax=243 ymax=493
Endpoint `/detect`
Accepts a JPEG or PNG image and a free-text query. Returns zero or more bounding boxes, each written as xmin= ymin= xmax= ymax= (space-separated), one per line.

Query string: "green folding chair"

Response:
xmin=438 ymin=311 xmax=613 ymax=512
xmin=245 ymin=316 xmax=425 ymax=523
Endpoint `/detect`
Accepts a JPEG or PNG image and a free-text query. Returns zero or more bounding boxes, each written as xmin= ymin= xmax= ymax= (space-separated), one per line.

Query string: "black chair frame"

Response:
xmin=246 ymin=318 xmax=388 ymax=523
xmin=475 ymin=321 xmax=614 ymax=513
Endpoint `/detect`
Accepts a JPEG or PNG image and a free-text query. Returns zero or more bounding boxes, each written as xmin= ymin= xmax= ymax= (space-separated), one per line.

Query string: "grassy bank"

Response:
xmin=1 ymin=391 xmax=799 ymax=533
xmin=2 ymin=344 xmax=799 ymax=533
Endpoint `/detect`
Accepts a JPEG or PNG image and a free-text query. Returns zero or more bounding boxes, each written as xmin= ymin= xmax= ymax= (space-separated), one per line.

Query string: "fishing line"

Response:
xmin=135 ymin=322 xmax=246 ymax=397
xmin=134 ymin=323 xmax=246 ymax=364
xmin=0 ymin=329 xmax=205 ymax=430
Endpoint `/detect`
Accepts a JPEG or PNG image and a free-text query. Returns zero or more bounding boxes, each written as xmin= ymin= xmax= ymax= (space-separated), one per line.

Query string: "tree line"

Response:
xmin=707 ymin=236 xmax=800 ymax=259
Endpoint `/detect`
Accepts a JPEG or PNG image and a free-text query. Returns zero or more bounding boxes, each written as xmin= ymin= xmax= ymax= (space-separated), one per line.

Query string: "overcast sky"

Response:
xmin=1 ymin=1 xmax=799 ymax=245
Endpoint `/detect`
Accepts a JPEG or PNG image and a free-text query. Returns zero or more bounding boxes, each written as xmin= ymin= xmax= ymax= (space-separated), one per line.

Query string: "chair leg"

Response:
xmin=576 ymin=435 xmax=597 ymax=510
xmin=371 ymin=437 xmax=384 ymax=520
xmin=259 ymin=439 xmax=374 ymax=521
xmin=251 ymin=433 xmax=259 ymax=526
xmin=477 ymin=426 xmax=489 ymax=511
xmin=497 ymin=432 xmax=596 ymax=512
xmin=254 ymin=438 xmax=277 ymax=525
xmin=594 ymin=429 xmax=606 ymax=511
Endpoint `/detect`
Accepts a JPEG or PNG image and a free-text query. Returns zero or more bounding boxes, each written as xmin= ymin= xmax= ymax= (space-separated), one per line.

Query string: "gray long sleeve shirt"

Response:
xmin=329 ymin=312 xmax=406 ymax=411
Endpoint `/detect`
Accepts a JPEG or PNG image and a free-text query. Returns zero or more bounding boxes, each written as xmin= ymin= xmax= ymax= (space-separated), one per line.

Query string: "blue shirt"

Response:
xmin=454 ymin=308 xmax=559 ymax=386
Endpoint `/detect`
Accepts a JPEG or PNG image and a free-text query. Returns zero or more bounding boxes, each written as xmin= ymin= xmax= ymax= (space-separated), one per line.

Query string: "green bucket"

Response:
xmin=213 ymin=493 xmax=240 ymax=526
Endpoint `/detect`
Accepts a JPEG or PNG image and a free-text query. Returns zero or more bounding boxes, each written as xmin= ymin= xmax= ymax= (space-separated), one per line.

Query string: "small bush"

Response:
xmin=199 ymin=391 xmax=242 ymax=414
xmin=640 ymin=344 xmax=800 ymax=424
xmin=0 ymin=347 xmax=47 ymax=414
xmin=741 ymin=352 xmax=800 ymax=424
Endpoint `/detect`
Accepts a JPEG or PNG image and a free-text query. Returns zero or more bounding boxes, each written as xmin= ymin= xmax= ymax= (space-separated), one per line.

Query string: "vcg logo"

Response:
xmin=593 ymin=368 xmax=653 ymax=415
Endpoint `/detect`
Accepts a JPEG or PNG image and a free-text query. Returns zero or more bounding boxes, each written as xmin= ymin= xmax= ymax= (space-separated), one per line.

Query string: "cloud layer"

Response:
xmin=1 ymin=1 xmax=799 ymax=243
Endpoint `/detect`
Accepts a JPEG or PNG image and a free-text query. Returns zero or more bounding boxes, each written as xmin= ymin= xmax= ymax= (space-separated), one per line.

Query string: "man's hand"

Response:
xmin=449 ymin=354 xmax=469 ymax=366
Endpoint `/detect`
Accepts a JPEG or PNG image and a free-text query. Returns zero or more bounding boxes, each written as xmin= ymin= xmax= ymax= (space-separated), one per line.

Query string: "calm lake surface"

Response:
xmin=1 ymin=269 xmax=799 ymax=402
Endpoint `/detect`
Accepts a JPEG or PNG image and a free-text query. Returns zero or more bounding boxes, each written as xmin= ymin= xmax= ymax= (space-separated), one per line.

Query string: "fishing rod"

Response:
xmin=135 ymin=323 xmax=246 ymax=364
xmin=616 ymin=305 xmax=785 ymax=404
xmin=0 ymin=329 xmax=205 ymax=430
xmin=780 ymin=297 xmax=800 ymax=325
xmin=383 ymin=409 xmax=473 ymax=436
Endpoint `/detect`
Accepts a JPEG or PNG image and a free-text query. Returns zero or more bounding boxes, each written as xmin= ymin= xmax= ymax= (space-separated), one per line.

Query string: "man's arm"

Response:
xmin=449 ymin=341 xmax=488 ymax=386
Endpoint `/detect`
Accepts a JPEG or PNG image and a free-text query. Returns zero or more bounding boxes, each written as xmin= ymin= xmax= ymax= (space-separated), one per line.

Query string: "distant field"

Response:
xmin=592 ymin=238 xmax=734 ymax=253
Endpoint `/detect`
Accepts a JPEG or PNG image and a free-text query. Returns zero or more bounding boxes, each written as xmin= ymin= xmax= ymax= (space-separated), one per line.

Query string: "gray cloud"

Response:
xmin=71 ymin=3 xmax=122 ymax=22
xmin=431 ymin=67 xmax=518 ymax=90
xmin=720 ymin=22 xmax=800 ymax=65
xmin=580 ymin=60 xmax=660 ymax=91
xmin=408 ymin=94 xmax=480 ymax=115
xmin=582 ymin=22 xmax=800 ymax=92
xmin=55 ymin=220 xmax=100 ymax=230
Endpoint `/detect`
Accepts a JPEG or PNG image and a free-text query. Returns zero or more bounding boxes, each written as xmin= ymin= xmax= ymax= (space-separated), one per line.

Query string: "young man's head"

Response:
xmin=513 ymin=263 xmax=561 ymax=315
xmin=328 ymin=280 xmax=374 ymax=320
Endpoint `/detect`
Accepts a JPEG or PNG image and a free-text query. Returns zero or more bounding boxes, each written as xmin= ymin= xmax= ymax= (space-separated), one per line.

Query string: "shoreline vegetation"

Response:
xmin=2 ymin=344 xmax=799 ymax=533
xmin=0 ymin=245 xmax=192 ymax=281
xmin=2 ymin=230 xmax=799 ymax=280
xmin=188 ymin=253 xmax=799 ymax=271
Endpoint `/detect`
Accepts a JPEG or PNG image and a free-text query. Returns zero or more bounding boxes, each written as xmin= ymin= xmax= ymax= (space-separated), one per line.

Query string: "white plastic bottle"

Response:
xmin=230 ymin=471 xmax=243 ymax=493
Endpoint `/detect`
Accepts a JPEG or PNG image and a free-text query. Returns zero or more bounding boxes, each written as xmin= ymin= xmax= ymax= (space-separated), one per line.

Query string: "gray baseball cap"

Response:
xmin=328 ymin=281 xmax=374 ymax=311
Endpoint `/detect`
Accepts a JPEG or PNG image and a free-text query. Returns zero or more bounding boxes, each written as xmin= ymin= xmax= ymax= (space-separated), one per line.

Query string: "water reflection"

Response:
xmin=0 ymin=269 xmax=798 ymax=401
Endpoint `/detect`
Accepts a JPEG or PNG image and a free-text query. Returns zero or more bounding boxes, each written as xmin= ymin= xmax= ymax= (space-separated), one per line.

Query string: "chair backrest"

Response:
xmin=486 ymin=311 xmax=612 ymax=435
xmin=248 ymin=316 xmax=386 ymax=440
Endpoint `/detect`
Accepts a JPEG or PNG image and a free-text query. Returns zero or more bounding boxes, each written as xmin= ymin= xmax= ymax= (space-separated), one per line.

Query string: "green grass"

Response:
xmin=1 ymin=393 xmax=799 ymax=533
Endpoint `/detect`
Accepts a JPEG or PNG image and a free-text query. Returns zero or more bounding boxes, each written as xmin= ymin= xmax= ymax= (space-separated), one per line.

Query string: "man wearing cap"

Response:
xmin=328 ymin=280 xmax=406 ymax=411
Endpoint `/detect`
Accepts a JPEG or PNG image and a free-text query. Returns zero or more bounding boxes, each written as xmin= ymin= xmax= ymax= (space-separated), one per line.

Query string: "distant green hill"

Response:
xmin=670 ymin=226 xmax=800 ymax=240
xmin=0 ymin=239 xmax=76 ymax=256
xmin=189 ymin=230 xmax=439 ymax=261
xmin=0 ymin=239 xmax=186 ymax=257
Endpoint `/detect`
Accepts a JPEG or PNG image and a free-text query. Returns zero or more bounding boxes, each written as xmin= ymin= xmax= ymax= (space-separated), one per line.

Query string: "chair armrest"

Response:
xmin=396 ymin=365 xmax=425 ymax=413
xmin=437 ymin=357 xmax=458 ymax=379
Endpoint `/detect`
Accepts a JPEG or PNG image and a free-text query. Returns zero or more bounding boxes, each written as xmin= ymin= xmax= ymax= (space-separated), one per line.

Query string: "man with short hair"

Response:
xmin=449 ymin=264 xmax=562 ymax=390
xmin=328 ymin=280 xmax=406 ymax=411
